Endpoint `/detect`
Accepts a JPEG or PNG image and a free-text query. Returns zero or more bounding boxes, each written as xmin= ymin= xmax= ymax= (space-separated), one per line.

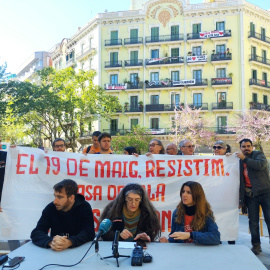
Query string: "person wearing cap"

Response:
xmin=100 ymin=183 xmax=161 ymax=242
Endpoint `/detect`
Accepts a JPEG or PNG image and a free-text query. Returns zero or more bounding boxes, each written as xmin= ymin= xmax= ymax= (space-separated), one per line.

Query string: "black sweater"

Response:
xmin=31 ymin=194 xmax=95 ymax=248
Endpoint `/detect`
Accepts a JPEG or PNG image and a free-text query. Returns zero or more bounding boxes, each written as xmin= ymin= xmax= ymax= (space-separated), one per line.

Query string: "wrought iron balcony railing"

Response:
xmin=145 ymin=34 xmax=184 ymax=43
xmin=212 ymin=102 xmax=233 ymax=110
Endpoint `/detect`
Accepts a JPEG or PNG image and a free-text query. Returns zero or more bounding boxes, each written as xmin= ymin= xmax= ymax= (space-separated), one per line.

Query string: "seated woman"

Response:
xmin=160 ymin=181 xmax=220 ymax=245
xmin=100 ymin=183 xmax=160 ymax=242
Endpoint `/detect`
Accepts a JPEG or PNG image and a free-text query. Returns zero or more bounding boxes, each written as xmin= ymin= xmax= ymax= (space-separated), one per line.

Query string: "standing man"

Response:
xmin=52 ymin=138 xmax=66 ymax=152
xmin=31 ymin=179 xmax=95 ymax=250
xmin=166 ymin=143 xmax=178 ymax=155
xmin=237 ymin=138 xmax=270 ymax=255
xmin=96 ymin=132 xmax=113 ymax=154
xmin=82 ymin=131 xmax=102 ymax=154
xmin=178 ymin=140 xmax=195 ymax=155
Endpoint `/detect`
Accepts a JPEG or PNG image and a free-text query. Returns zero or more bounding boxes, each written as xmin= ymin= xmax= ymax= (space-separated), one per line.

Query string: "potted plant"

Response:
xmin=124 ymin=102 xmax=129 ymax=112
xmin=139 ymin=101 xmax=143 ymax=111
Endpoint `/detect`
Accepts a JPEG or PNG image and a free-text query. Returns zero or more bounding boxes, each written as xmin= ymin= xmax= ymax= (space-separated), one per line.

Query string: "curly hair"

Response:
xmin=100 ymin=183 xmax=161 ymax=240
xmin=175 ymin=181 xmax=215 ymax=231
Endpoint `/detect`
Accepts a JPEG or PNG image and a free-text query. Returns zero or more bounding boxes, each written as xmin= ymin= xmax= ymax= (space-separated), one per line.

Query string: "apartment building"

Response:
xmin=50 ymin=0 xmax=270 ymax=139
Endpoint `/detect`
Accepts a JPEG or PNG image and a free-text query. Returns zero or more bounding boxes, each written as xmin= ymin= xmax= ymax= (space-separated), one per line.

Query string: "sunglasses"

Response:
xmin=182 ymin=145 xmax=195 ymax=148
xmin=213 ymin=146 xmax=224 ymax=150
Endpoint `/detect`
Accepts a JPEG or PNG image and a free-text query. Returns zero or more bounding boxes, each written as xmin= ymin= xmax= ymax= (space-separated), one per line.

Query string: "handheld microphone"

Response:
xmin=112 ymin=218 xmax=125 ymax=256
xmin=93 ymin=219 xmax=112 ymax=243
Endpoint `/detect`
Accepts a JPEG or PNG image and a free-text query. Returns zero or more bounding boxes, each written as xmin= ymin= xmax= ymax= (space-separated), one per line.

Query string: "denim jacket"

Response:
xmin=168 ymin=209 xmax=220 ymax=245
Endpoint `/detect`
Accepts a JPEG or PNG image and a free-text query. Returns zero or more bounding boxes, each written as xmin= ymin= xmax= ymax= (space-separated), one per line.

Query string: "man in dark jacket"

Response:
xmin=237 ymin=138 xmax=270 ymax=255
xmin=31 ymin=179 xmax=95 ymax=251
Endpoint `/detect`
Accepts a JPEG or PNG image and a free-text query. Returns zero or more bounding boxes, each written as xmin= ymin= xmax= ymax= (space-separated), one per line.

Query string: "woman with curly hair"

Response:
xmin=160 ymin=181 xmax=220 ymax=245
xmin=100 ymin=183 xmax=161 ymax=242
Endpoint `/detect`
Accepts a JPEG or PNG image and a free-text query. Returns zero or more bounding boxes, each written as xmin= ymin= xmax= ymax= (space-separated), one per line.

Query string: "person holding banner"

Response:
xmin=124 ymin=146 xmax=138 ymax=155
xmin=96 ymin=132 xmax=113 ymax=154
xmin=100 ymin=183 xmax=160 ymax=242
xmin=147 ymin=139 xmax=165 ymax=155
xmin=52 ymin=138 xmax=66 ymax=152
xmin=160 ymin=181 xmax=220 ymax=245
xmin=31 ymin=179 xmax=95 ymax=251
xmin=178 ymin=140 xmax=195 ymax=155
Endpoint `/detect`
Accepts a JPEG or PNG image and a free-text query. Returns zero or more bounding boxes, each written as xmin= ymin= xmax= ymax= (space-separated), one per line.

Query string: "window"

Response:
xmin=171 ymin=48 xmax=179 ymax=57
xmin=130 ymin=51 xmax=138 ymax=65
xmin=263 ymin=95 xmax=268 ymax=105
xmin=130 ymin=96 xmax=138 ymax=108
xmin=111 ymin=31 xmax=118 ymax=44
xmin=171 ymin=25 xmax=179 ymax=40
xmin=151 ymin=95 xmax=159 ymax=104
xmin=151 ymin=49 xmax=159 ymax=58
xmin=217 ymin=92 xmax=226 ymax=108
xmin=217 ymin=68 xmax=226 ymax=78
xmin=251 ymin=46 xmax=256 ymax=59
xmin=193 ymin=93 xmax=202 ymax=106
xmin=110 ymin=74 xmax=118 ymax=84
xmin=81 ymin=62 xmax=84 ymax=70
xmin=192 ymin=24 xmax=201 ymax=34
xmin=66 ymin=55 xmax=69 ymax=62
xmin=216 ymin=21 xmax=225 ymax=31
xmin=252 ymin=70 xmax=257 ymax=80
xmin=81 ymin=44 xmax=84 ymax=54
xmin=192 ymin=46 xmax=201 ymax=56
xmin=110 ymin=52 xmax=118 ymax=64
xmin=262 ymin=72 xmax=267 ymax=86
xmin=171 ymin=71 xmax=179 ymax=81
xmin=216 ymin=45 xmax=226 ymax=55
xmin=151 ymin=27 xmax=159 ymax=42
xmin=130 ymin=73 xmax=138 ymax=86
xmin=250 ymin=22 xmax=255 ymax=35
xmin=262 ymin=50 xmax=267 ymax=63
xmin=171 ymin=93 xmax=180 ymax=106
xmin=59 ymin=60 xmax=62 ymax=69
xmin=252 ymin=93 xmax=258 ymax=103
xmin=150 ymin=118 xmax=159 ymax=129
xmin=150 ymin=72 xmax=159 ymax=81
xmin=110 ymin=119 xmax=118 ymax=135
xmin=193 ymin=70 xmax=202 ymax=83
xmin=261 ymin=27 xmax=266 ymax=41
xmin=131 ymin=119 xmax=139 ymax=129
xmin=130 ymin=29 xmax=138 ymax=42
xmin=217 ymin=116 xmax=227 ymax=134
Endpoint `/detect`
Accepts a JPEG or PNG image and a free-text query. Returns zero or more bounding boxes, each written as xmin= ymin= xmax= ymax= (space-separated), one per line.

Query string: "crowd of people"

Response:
xmin=0 ymin=132 xmax=270 ymax=257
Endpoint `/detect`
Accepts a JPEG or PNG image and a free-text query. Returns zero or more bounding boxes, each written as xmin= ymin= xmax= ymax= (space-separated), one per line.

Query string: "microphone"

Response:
xmin=111 ymin=218 xmax=125 ymax=256
xmin=93 ymin=219 xmax=112 ymax=243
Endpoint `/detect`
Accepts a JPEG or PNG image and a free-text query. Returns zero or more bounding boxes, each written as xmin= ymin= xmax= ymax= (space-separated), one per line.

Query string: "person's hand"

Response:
xmin=159 ymin=236 xmax=169 ymax=243
xmin=169 ymin=232 xmax=190 ymax=240
xmin=146 ymin=152 xmax=152 ymax=157
xmin=89 ymin=149 xmax=95 ymax=154
xmin=134 ymin=232 xmax=151 ymax=242
xmin=10 ymin=145 xmax=17 ymax=148
xmin=132 ymin=153 xmax=139 ymax=157
xmin=50 ymin=235 xmax=72 ymax=251
xmin=120 ymin=229 xmax=133 ymax=240
xmin=241 ymin=204 xmax=248 ymax=215
xmin=225 ymin=153 xmax=232 ymax=156
xmin=0 ymin=207 xmax=2 ymax=212
xmin=235 ymin=152 xmax=245 ymax=160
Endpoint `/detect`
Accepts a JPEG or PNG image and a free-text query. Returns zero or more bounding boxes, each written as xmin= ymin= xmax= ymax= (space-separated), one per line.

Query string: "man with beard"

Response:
xmin=237 ymin=138 xmax=270 ymax=255
xmin=31 ymin=179 xmax=95 ymax=251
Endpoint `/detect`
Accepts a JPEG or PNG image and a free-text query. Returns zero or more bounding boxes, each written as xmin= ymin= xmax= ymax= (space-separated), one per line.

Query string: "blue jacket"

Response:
xmin=168 ymin=209 xmax=220 ymax=245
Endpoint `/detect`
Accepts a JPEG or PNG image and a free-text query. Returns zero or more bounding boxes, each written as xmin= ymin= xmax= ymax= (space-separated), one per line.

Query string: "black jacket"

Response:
xmin=31 ymin=194 xmax=95 ymax=248
xmin=239 ymin=151 xmax=270 ymax=205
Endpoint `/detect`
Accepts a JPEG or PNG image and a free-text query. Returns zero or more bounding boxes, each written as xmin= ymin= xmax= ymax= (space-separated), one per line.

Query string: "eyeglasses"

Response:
xmin=54 ymin=144 xmax=65 ymax=148
xmin=213 ymin=146 xmax=224 ymax=150
xmin=149 ymin=143 xmax=159 ymax=147
xmin=182 ymin=145 xmax=195 ymax=148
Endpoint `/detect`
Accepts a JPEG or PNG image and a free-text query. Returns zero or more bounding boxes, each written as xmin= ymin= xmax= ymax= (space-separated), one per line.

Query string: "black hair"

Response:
xmin=52 ymin=138 xmax=66 ymax=148
xmin=92 ymin=131 xmax=101 ymax=138
xmin=124 ymin=146 xmax=137 ymax=155
xmin=98 ymin=132 xmax=111 ymax=143
xmin=53 ymin=179 xmax=78 ymax=197
xmin=239 ymin=138 xmax=253 ymax=147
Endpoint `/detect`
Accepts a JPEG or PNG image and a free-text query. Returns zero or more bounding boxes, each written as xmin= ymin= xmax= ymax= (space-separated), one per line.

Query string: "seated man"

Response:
xmin=31 ymin=179 xmax=95 ymax=251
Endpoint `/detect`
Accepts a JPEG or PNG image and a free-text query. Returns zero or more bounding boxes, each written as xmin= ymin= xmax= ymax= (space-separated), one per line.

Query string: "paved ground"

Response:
xmin=0 ymin=215 xmax=269 ymax=268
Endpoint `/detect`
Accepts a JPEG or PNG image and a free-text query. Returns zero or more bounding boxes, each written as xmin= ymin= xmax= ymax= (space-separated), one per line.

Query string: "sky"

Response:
xmin=1 ymin=0 xmax=269 ymax=74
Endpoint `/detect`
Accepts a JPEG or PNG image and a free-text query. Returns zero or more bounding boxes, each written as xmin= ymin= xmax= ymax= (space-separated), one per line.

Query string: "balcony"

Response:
xmin=145 ymin=104 xmax=181 ymax=112
xmin=145 ymin=57 xmax=184 ymax=67
xmin=124 ymin=105 xmax=143 ymax=113
xmin=66 ymin=58 xmax=76 ymax=67
xmin=145 ymin=34 xmax=184 ymax=45
xmin=124 ymin=59 xmax=143 ymax=68
xmin=188 ymin=79 xmax=208 ymax=88
xmin=126 ymin=82 xmax=144 ymax=90
xmin=250 ymin=102 xmax=270 ymax=111
xmin=211 ymin=77 xmax=232 ymax=87
xmin=212 ymin=102 xmax=233 ymax=110
xmin=249 ymin=78 xmax=270 ymax=90
xmin=124 ymin=37 xmax=143 ymax=46
xmin=187 ymin=33 xmax=207 ymax=43
xmin=207 ymin=127 xmax=236 ymax=134
xmin=105 ymin=39 xmax=122 ymax=48
xmin=102 ymin=128 xmax=171 ymax=136
xmin=249 ymin=54 xmax=270 ymax=68
xmin=145 ymin=80 xmax=185 ymax=90
xmin=188 ymin=103 xmax=208 ymax=110
xmin=248 ymin=31 xmax=270 ymax=47
xmin=209 ymin=30 xmax=231 ymax=41
xmin=187 ymin=55 xmax=207 ymax=65
xmin=104 ymin=61 xmax=122 ymax=70
xmin=211 ymin=53 xmax=232 ymax=64
xmin=104 ymin=83 xmax=127 ymax=91
xmin=76 ymin=46 xmax=96 ymax=61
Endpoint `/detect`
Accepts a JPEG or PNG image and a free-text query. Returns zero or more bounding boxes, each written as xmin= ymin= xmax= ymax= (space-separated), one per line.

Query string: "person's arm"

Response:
xmin=244 ymin=152 xmax=268 ymax=171
xmin=168 ymin=210 xmax=179 ymax=243
xmin=68 ymin=203 xmax=95 ymax=247
xmin=191 ymin=217 xmax=220 ymax=245
xmin=30 ymin=206 xmax=53 ymax=248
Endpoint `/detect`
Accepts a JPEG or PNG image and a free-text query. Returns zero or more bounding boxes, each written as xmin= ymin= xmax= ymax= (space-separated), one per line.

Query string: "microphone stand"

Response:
xmin=101 ymin=230 xmax=130 ymax=267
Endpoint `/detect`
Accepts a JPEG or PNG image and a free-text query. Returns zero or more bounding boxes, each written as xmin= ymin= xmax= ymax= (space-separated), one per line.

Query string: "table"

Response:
xmin=6 ymin=241 xmax=267 ymax=270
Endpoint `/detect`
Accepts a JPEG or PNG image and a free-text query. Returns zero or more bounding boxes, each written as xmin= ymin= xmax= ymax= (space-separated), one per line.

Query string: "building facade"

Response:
xmin=50 ymin=0 xmax=270 ymax=140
